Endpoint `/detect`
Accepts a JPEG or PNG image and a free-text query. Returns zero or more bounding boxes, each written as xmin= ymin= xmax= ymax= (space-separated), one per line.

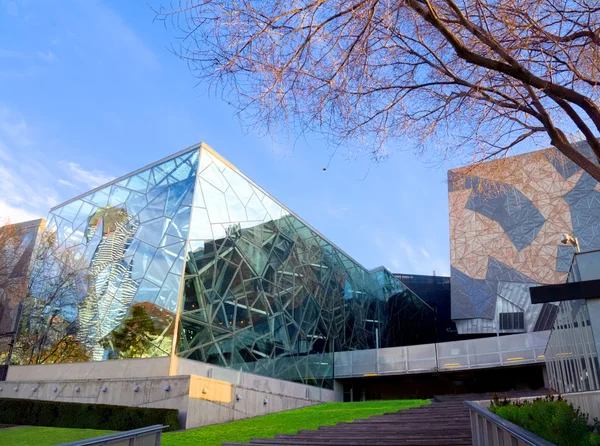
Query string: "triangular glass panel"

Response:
xmin=166 ymin=206 xmax=191 ymax=239
xmin=153 ymin=159 xmax=176 ymax=184
xmin=225 ymin=188 xmax=247 ymax=221
xmin=165 ymin=177 xmax=194 ymax=218
xmin=73 ymin=201 xmax=96 ymax=231
xmin=133 ymin=278 xmax=161 ymax=303
xmin=146 ymin=183 xmax=168 ymax=203
xmin=138 ymin=189 xmax=168 ymax=222
xmin=207 ymin=152 xmax=229 ymax=172
xmin=169 ymin=161 xmax=194 ymax=182
xmin=202 ymin=179 xmax=230 ymax=223
xmin=126 ymin=170 xmax=150 ymax=193
xmin=136 ymin=217 xmax=170 ymax=247
xmin=160 ymin=234 xmax=184 ymax=247
xmin=262 ymin=195 xmax=284 ymax=220
xmin=109 ymin=186 xmax=130 ymax=206
xmin=58 ymin=200 xmax=83 ymax=223
xmin=198 ymin=149 xmax=213 ymax=173
xmin=246 ymin=194 xmax=267 ymax=221
xmin=182 ymin=186 xmax=194 ymax=207
xmin=146 ymin=242 xmax=184 ymax=286
xmin=189 ymin=207 xmax=213 ymax=240
xmin=200 ymin=163 xmax=229 ymax=192
xmin=156 ymin=273 xmax=182 ymax=313
xmin=89 ymin=187 xmax=110 ymax=207
xmin=223 ymin=168 xmax=254 ymax=205
xmin=125 ymin=191 xmax=147 ymax=216
xmin=193 ymin=181 xmax=206 ymax=207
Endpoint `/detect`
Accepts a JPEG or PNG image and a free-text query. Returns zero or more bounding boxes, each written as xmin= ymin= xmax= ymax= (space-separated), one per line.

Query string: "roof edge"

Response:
xmin=49 ymin=142 xmax=203 ymax=212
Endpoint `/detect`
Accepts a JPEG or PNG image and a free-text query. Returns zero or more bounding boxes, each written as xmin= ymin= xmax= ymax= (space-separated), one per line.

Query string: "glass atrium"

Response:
xmin=16 ymin=143 xmax=433 ymax=388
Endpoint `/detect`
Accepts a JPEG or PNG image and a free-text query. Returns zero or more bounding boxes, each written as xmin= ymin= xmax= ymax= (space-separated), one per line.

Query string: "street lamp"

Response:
xmin=561 ymin=234 xmax=581 ymax=253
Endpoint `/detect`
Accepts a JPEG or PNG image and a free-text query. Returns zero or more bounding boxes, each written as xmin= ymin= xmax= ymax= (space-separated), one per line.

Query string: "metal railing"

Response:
xmin=465 ymin=401 xmax=555 ymax=446
xmin=334 ymin=331 xmax=550 ymax=378
xmin=58 ymin=424 xmax=167 ymax=446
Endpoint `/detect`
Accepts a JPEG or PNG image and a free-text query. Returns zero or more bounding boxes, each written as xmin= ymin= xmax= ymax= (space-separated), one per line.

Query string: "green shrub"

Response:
xmin=0 ymin=398 xmax=179 ymax=432
xmin=489 ymin=393 xmax=600 ymax=446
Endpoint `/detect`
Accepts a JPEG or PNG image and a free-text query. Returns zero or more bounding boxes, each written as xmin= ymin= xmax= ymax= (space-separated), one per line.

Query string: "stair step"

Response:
xmin=222 ymin=399 xmax=474 ymax=445
xmin=277 ymin=434 xmax=472 ymax=440
xmin=242 ymin=440 xmax=473 ymax=445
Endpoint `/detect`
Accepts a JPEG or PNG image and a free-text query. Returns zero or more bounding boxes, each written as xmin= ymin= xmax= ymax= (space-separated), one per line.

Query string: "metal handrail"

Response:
xmin=465 ymin=401 xmax=556 ymax=446
xmin=58 ymin=424 xmax=168 ymax=445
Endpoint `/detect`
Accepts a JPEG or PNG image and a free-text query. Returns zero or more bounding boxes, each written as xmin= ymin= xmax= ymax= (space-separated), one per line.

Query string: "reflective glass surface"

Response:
xmin=16 ymin=145 xmax=434 ymax=389
xmin=178 ymin=149 xmax=434 ymax=389
xmin=16 ymin=149 xmax=198 ymax=364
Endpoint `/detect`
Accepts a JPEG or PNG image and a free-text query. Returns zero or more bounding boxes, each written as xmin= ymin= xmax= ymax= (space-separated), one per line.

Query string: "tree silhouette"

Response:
xmin=157 ymin=0 xmax=600 ymax=180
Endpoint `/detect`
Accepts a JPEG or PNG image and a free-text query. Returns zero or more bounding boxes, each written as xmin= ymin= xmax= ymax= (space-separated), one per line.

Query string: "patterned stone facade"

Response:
xmin=449 ymin=142 xmax=600 ymax=334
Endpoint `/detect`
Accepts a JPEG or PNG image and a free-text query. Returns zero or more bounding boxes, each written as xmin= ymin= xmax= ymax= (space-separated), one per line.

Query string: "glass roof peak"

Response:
xmin=50 ymin=141 xmax=396 ymax=282
xmin=50 ymin=142 xmax=206 ymax=212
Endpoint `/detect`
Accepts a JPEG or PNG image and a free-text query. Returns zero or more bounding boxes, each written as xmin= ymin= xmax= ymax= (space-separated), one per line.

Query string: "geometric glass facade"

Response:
xmin=448 ymin=141 xmax=600 ymax=335
xmin=393 ymin=273 xmax=457 ymax=342
xmin=16 ymin=143 xmax=433 ymax=388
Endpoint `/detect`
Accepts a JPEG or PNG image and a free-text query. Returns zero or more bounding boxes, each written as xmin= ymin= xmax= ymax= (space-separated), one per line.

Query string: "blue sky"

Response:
xmin=0 ymin=0 xmax=452 ymax=275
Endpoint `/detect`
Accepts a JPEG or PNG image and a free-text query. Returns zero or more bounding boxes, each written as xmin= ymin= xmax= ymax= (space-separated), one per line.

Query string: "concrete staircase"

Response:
xmin=222 ymin=400 xmax=473 ymax=446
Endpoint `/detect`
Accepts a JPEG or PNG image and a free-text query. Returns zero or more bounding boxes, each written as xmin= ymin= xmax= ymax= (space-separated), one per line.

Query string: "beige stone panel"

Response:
xmin=189 ymin=375 xmax=233 ymax=403
xmin=6 ymin=357 xmax=171 ymax=382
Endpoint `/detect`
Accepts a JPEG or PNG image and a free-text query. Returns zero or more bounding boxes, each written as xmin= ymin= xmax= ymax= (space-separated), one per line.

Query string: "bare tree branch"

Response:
xmin=155 ymin=0 xmax=600 ymax=180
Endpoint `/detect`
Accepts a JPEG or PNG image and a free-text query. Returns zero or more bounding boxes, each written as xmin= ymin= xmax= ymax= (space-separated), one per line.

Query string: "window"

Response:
xmin=499 ymin=312 xmax=524 ymax=331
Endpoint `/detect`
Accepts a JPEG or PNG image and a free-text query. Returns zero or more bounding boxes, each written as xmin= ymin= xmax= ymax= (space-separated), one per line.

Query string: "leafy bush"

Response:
xmin=0 ymin=398 xmax=179 ymax=432
xmin=489 ymin=393 xmax=600 ymax=446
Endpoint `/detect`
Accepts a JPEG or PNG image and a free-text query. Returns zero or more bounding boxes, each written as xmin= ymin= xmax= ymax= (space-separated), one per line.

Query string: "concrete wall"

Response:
xmin=0 ymin=375 xmax=190 ymax=429
xmin=3 ymin=357 xmax=342 ymax=429
xmin=172 ymin=357 xmax=340 ymax=403
xmin=6 ymin=357 xmax=171 ymax=381
xmin=172 ymin=357 xmax=341 ymax=428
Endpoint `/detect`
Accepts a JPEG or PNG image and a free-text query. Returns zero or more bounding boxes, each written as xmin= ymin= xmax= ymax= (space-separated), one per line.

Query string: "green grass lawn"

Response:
xmin=0 ymin=399 xmax=428 ymax=445
xmin=163 ymin=399 xmax=429 ymax=446
xmin=0 ymin=426 xmax=116 ymax=445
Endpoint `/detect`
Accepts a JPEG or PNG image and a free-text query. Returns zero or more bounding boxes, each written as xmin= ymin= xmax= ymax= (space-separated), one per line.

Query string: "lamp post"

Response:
xmin=561 ymin=234 xmax=581 ymax=253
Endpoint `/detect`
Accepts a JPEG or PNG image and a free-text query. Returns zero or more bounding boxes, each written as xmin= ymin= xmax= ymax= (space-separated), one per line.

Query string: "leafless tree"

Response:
xmin=156 ymin=0 xmax=600 ymax=180
xmin=0 ymin=220 xmax=27 ymax=368
xmin=13 ymin=231 xmax=90 ymax=365
xmin=0 ymin=220 xmax=30 ymax=335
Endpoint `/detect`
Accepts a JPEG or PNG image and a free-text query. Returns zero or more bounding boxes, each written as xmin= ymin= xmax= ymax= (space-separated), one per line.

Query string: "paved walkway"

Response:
xmin=223 ymin=390 xmax=547 ymax=446
xmin=223 ymin=400 xmax=473 ymax=446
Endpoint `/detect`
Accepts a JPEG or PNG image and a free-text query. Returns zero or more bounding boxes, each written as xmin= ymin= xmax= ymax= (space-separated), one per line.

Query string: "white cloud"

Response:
xmin=372 ymin=233 xmax=450 ymax=276
xmin=73 ymin=0 xmax=159 ymax=71
xmin=0 ymin=107 xmax=30 ymax=146
xmin=322 ymin=200 xmax=349 ymax=217
xmin=5 ymin=1 xmax=18 ymax=17
xmin=0 ymin=141 xmax=12 ymax=162
xmin=0 ymin=200 xmax=41 ymax=223
xmin=0 ymin=165 xmax=56 ymax=223
xmin=58 ymin=179 xmax=75 ymax=188
xmin=61 ymin=162 xmax=114 ymax=189
xmin=0 ymin=48 xmax=27 ymax=59
xmin=36 ymin=50 xmax=56 ymax=62
xmin=0 ymin=107 xmax=115 ymax=223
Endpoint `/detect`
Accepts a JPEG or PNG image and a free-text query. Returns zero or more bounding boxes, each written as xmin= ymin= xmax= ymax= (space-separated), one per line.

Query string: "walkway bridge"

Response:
xmin=333 ymin=330 xmax=549 ymax=378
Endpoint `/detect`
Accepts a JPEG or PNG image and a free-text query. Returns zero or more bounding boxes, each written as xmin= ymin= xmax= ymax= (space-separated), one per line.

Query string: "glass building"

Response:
xmin=545 ymin=250 xmax=600 ymax=393
xmin=16 ymin=143 xmax=433 ymax=389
